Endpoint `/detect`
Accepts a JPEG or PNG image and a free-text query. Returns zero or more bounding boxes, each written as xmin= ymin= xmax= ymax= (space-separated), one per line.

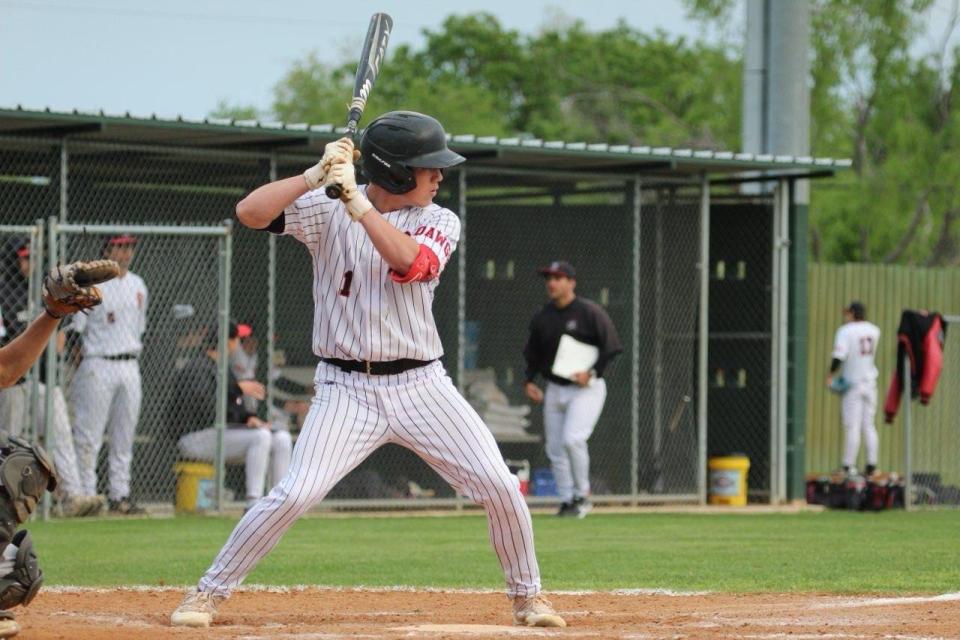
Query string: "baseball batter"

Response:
xmin=523 ymin=261 xmax=622 ymax=518
xmin=828 ymin=300 xmax=881 ymax=476
xmin=69 ymin=235 xmax=147 ymax=514
xmin=171 ymin=111 xmax=565 ymax=629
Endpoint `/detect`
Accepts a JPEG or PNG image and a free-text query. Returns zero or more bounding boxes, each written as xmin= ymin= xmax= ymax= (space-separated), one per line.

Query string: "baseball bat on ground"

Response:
xmin=325 ymin=12 xmax=393 ymax=199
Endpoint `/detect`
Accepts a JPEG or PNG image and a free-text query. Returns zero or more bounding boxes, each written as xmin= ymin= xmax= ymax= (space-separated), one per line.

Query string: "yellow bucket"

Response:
xmin=174 ymin=462 xmax=215 ymax=513
xmin=708 ymin=456 xmax=750 ymax=506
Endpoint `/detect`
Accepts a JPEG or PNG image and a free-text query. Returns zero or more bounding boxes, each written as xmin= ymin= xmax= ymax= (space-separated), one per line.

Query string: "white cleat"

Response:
xmin=512 ymin=593 xmax=567 ymax=627
xmin=0 ymin=612 xmax=19 ymax=638
xmin=170 ymin=589 xmax=224 ymax=628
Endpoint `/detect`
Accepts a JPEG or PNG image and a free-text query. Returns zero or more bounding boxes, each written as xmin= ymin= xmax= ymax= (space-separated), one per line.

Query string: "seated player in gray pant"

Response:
xmin=170 ymin=321 xmax=291 ymax=510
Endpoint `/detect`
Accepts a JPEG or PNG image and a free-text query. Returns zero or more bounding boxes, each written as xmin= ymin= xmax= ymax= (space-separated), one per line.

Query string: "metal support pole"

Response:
xmin=215 ymin=220 xmax=234 ymax=512
xmin=776 ymin=181 xmax=790 ymax=503
xmin=652 ymin=191 xmax=666 ymax=493
xmin=630 ymin=177 xmax=642 ymax=504
xmin=267 ymin=156 xmax=278 ymax=417
xmin=769 ymin=180 xmax=790 ymax=503
xmin=60 ymin=141 xmax=68 ymax=225
xmin=785 ymin=180 xmax=808 ymax=501
xmin=697 ymin=174 xmax=711 ymax=504
xmin=42 ymin=217 xmax=59 ymax=520
xmin=457 ymin=168 xmax=467 ymax=394
xmin=456 ymin=168 xmax=467 ymax=512
xmin=902 ymin=351 xmax=913 ymax=512
xmin=26 ymin=223 xmax=43 ymax=443
xmin=769 ymin=184 xmax=782 ymax=503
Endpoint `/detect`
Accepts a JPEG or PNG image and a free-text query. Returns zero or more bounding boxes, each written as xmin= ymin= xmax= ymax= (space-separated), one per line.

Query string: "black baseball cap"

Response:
xmin=846 ymin=301 xmax=866 ymax=319
xmin=537 ymin=260 xmax=576 ymax=279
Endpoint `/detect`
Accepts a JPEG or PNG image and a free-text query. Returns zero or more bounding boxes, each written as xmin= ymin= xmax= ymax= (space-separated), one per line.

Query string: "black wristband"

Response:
xmin=265 ymin=212 xmax=285 ymax=234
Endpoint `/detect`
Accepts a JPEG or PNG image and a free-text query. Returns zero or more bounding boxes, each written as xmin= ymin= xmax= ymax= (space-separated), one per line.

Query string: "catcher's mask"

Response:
xmin=359 ymin=111 xmax=465 ymax=195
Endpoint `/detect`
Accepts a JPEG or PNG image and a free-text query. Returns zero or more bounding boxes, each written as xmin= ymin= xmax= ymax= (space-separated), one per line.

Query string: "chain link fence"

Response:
xmin=52 ymin=223 xmax=230 ymax=514
xmin=0 ymin=223 xmax=44 ymax=442
xmin=708 ymin=195 xmax=776 ymax=500
xmin=0 ymin=134 xmax=788 ymax=512
xmin=638 ymin=187 xmax=703 ymax=497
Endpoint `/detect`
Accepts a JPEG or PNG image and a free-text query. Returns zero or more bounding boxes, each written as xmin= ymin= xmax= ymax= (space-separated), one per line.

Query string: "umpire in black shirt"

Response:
xmin=523 ymin=261 xmax=621 ymax=518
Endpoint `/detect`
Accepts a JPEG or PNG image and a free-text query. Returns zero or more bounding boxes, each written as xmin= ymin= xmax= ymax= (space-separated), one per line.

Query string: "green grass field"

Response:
xmin=28 ymin=510 xmax=960 ymax=594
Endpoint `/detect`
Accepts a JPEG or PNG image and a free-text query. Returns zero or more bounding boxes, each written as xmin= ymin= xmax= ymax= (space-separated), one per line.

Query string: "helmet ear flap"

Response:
xmin=386 ymin=165 xmax=417 ymax=194
xmin=359 ymin=138 xmax=417 ymax=194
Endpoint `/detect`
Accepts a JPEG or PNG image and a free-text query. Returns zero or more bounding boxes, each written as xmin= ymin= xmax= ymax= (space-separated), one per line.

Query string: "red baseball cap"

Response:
xmin=15 ymin=245 xmax=29 ymax=258
xmin=220 ymin=321 xmax=254 ymax=343
xmin=105 ymin=234 xmax=137 ymax=246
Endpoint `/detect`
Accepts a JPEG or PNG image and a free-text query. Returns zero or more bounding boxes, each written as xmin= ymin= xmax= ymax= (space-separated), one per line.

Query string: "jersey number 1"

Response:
xmin=339 ymin=271 xmax=353 ymax=297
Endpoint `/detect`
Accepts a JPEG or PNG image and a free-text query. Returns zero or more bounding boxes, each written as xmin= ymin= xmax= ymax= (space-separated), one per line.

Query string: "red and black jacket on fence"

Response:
xmin=883 ymin=310 xmax=948 ymax=423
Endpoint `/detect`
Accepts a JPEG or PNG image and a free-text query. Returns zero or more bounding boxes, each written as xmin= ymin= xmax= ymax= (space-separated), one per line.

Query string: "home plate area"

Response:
xmin=17 ymin=587 xmax=960 ymax=639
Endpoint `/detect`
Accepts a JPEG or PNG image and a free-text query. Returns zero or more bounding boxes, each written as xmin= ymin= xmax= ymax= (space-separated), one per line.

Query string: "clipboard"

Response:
xmin=551 ymin=334 xmax=599 ymax=381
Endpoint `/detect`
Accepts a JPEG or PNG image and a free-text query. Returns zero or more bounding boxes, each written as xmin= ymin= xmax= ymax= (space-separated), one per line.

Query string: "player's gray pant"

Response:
xmin=178 ymin=426 xmax=292 ymax=507
xmin=197 ymin=360 xmax=541 ymax=598
xmin=544 ymin=379 xmax=607 ymax=503
xmin=0 ymin=382 xmax=84 ymax=497
xmin=841 ymin=380 xmax=878 ymax=468
xmin=70 ymin=358 xmax=142 ymax=501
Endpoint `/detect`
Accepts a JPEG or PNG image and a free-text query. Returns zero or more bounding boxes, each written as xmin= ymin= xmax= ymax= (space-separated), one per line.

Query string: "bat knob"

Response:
xmin=325 ymin=183 xmax=343 ymax=199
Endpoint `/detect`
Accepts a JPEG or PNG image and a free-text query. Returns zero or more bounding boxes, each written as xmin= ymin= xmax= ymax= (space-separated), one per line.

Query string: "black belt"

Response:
xmin=100 ymin=354 xmax=138 ymax=361
xmin=545 ymin=373 xmax=574 ymax=386
xmin=321 ymin=357 xmax=433 ymax=375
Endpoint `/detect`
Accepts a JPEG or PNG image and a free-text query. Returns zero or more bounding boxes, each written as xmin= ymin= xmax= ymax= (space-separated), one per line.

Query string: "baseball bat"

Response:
xmin=325 ymin=12 xmax=393 ymax=199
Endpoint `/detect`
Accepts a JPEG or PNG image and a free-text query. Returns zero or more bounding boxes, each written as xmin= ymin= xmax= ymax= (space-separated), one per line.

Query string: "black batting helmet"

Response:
xmin=359 ymin=111 xmax=465 ymax=194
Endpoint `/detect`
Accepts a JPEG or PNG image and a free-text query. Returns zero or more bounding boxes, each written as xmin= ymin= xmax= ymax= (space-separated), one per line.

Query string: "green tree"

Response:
xmin=264 ymin=12 xmax=741 ymax=149
xmin=208 ymin=100 xmax=263 ymax=121
xmin=524 ymin=20 xmax=740 ymax=147
xmin=688 ymin=0 xmax=959 ymax=265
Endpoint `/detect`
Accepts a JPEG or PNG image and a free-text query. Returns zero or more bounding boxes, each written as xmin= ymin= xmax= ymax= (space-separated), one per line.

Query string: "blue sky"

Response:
xmin=0 ymin=0 xmax=710 ymax=120
xmin=4 ymin=0 xmax=956 ymax=122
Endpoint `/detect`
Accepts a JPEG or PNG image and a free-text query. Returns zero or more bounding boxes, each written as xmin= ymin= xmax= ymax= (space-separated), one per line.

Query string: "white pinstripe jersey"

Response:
xmin=281 ymin=186 xmax=459 ymax=361
xmin=70 ymin=272 xmax=148 ymax=357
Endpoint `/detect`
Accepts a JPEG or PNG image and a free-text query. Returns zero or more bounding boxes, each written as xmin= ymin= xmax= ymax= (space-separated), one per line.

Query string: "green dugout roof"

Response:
xmin=0 ymin=105 xmax=850 ymax=179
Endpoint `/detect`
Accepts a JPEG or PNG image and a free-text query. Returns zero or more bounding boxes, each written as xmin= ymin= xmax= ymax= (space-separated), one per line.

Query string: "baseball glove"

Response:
xmin=829 ymin=375 xmax=851 ymax=395
xmin=42 ymin=259 xmax=120 ymax=318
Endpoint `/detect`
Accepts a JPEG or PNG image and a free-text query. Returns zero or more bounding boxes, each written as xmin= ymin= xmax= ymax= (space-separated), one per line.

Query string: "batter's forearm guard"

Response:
xmin=389 ymin=245 xmax=439 ymax=284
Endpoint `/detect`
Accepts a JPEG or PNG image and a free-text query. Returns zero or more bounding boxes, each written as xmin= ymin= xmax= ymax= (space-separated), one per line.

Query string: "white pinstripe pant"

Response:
xmin=197 ymin=360 xmax=541 ymax=598
xmin=71 ymin=358 xmax=142 ymax=500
